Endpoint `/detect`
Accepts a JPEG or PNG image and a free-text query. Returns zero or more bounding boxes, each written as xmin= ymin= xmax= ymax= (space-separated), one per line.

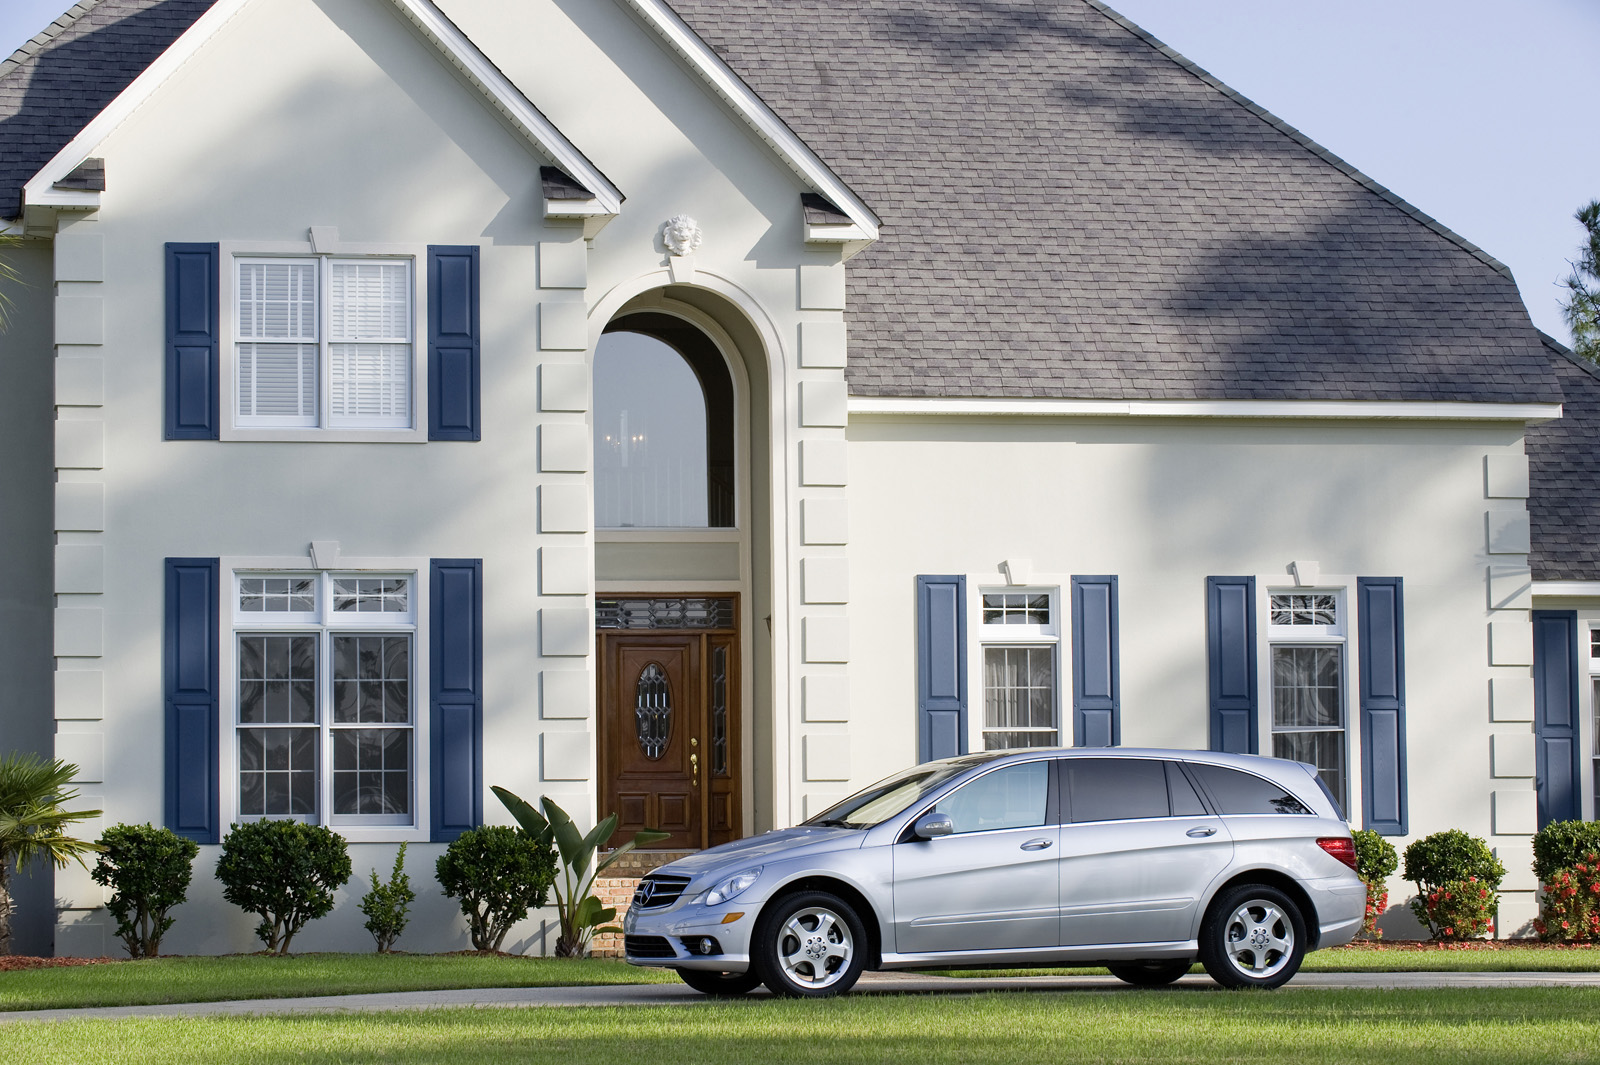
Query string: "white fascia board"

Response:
xmin=805 ymin=221 xmax=872 ymax=243
xmin=23 ymin=0 xmax=623 ymax=218
xmin=22 ymin=0 xmax=254 ymax=212
xmin=387 ymin=0 xmax=622 ymax=214
xmin=620 ymin=0 xmax=880 ymax=242
xmin=848 ymin=396 xmax=1565 ymax=423
xmin=1533 ymin=582 xmax=1600 ymax=599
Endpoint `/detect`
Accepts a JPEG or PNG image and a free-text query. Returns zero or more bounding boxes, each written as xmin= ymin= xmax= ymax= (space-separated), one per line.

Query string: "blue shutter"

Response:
xmin=1358 ymin=577 xmax=1408 ymax=835
xmin=428 ymin=246 xmax=480 ymax=441
xmin=164 ymin=558 xmax=220 ymax=843
xmin=1206 ymin=576 xmax=1257 ymax=754
xmin=164 ymin=243 xmax=219 ymax=440
xmin=1071 ymin=576 xmax=1119 ymax=747
xmin=1532 ymin=610 xmax=1581 ymax=828
xmin=431 ymin=559 xmax=483 ymax=840
xmin=916 ymin=575 xmax=967 ymax=762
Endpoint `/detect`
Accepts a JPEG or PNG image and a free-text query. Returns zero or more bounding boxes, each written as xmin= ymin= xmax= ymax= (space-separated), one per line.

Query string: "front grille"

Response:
xmin=633 ymin=874 xmax=692 ymax=909
xmin=625 ymin=934 xmax=678 ymax=959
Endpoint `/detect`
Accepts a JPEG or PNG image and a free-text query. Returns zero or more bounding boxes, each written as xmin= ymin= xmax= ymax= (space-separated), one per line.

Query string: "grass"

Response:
xmin=0 ymin=955 xmax=670 ymax=1012
xmin=931 ymin=942 xmax=1600 ymax=977
xmin=5 ymin=988 xmax=1600 ymax=1064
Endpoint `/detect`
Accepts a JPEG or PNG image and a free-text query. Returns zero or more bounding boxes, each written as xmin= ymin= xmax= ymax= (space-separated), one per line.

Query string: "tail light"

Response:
xmin=1317 ymin=836 xmax=1358 ymax=871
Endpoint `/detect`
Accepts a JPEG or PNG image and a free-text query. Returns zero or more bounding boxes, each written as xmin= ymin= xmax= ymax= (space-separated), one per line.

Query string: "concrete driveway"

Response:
xmin=5 ymin=969 xmax=1600 ymax=1024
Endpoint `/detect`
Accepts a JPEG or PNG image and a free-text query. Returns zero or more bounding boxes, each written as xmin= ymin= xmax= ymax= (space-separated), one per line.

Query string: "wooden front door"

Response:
xmin=598 ymin=612 xmax=740 ymax=850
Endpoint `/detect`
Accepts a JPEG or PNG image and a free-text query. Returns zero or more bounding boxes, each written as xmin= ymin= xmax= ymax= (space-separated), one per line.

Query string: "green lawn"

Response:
xmin=932 ymin=942 xmax=1600 ymax=977
xmin=5 ymin=989 xmax=1599 ymax=1064
xmin=0 ymin=955 xmax=669 ymax=1012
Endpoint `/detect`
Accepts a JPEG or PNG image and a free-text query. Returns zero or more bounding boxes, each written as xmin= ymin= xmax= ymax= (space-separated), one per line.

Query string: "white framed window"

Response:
xmin=1267 ymin=590 xmax=1348 ymax=809
xmin=978 ymin=588 xmax=1061 ymax=751
xmin=1588 ymin=626 xmax=1600 ymax=819
xmin=228 ymin=249 xmax=417 ymax=436
xmin=230 ymin=570 xmax=419 ymax=829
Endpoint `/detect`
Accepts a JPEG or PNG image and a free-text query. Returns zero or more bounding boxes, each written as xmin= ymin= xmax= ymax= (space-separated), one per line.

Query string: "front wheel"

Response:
xmin=752 ymin=891 xmax=868 ymax=998
xmin=1106 ymin=959 xmax=1193 ymax=986
xmin=1197 ymin=884 xmax=1307 ymax=989
xmin=675 ymin=967 xmax=763 ymax=996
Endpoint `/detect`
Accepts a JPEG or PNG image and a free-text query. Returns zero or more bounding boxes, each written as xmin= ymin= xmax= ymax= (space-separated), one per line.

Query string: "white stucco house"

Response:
xmin=0 ymin=0 xmax=1591 ymax=955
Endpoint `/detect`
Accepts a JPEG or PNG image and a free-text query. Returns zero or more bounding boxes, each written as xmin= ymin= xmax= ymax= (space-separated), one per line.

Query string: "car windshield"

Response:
xmin=802 ymin=758 xmax=987 ymax=828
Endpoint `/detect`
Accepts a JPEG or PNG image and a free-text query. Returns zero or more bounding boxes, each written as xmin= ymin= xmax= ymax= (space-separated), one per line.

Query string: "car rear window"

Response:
xmin=1187 ymin=763 xmax=1313 ymax=815
xmin=1066 ymin=758 xmax=1170 ymax=822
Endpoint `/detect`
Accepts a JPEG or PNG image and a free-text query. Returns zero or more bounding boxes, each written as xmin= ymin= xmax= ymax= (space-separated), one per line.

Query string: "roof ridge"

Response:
xmin=1087 ymin=0 xmax=1518 ymax=285
xmin=0 ymin=1 xmax=107 ymax=84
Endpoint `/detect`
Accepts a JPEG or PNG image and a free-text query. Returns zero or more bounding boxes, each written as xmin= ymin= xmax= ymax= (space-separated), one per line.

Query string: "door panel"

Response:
xmin=1058 ymin=817 xmax=1233 ymax=945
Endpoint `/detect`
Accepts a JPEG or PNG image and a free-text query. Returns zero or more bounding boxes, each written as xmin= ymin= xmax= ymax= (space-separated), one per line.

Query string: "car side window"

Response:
xmin=1167 ymin=762 xmax=1208 ymax=816
xmin=1187 ymin=763 xmax=1313 ymax=815
xmin=933 ymin=761 xmax=1049 ymax=834
xmin=1066 ymin=758 xmax=1169 ymax=823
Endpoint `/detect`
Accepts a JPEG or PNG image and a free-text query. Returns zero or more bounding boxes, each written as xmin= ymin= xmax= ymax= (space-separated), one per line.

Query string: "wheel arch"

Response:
xmin=757 ymin=875 xmax=884 ymax=969
xmin=1202 ymin=869 xmax=1321 ymax=950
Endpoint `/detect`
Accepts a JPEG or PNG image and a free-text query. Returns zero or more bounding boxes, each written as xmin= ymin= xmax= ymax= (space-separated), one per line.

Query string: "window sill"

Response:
xmin=220 ymin=427 xmax=428 ymax=444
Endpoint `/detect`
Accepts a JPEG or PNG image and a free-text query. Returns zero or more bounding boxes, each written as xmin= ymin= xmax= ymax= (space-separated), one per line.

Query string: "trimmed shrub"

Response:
xmin=90 ymin=823 xmax=199 ymax=958
xmin=1351 ymin=829 xmax=1398 ymax=939
xmin=359 ymin=843 xmax=415 ymax=953
xmin=435 ymin=826 xmax=557 ymax=952
xmin=1402 ymin=829 xmax=1505 ymax=940
xmin=1532 ymin=820 xmax=1600 ymax=883
xmin=216 ymin=820 xmax=352 ymax=954
xmin=1535 ymin=850 xmax=1600 ymax=942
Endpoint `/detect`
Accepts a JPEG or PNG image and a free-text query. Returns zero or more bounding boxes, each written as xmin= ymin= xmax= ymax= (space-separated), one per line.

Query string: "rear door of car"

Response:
xmin=1057 ymin=758 xmax=1234 ymax=946
xmin=892 ymin=759 xmax=1060 ymax=954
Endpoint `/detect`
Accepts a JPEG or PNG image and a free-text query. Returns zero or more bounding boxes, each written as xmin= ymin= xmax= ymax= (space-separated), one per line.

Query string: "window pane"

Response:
xmin=981 ymin=593 xmax=1051 ymax=626
xmin=1269 ymin=593 xmax=1338 ymax=627
xmin=333 ymin=577 xmax=410 ymax=614
xmin=593 ymin=331 xmax=709 ymax=528
xmin=239 ymin=635 xmax=315 ymax=724
xmin=238 ymin=262 xmax=316 ymax=340
xmin=984 ymin=646 xmax=1055 ymax=749
xmin=1067 ymin=758 xmax=1169 ymax=822
xmin=1273 ymin=732 xmax=1346 ymax=809
xmin=328 ymin=262 xmax=409 ymax=341
xmin=933 ymin=761 xmax=1048 ymax=834
xmin=1272 ymin=646 xmax=1341 ymax=728
xmin=328 ymin=343 xmax=410 ymax=424
xmin=332 ymin=728 xmax=411 ymax=816
xmin=238 ymin=343 xmax=317 ymax=420
xmin=238 ymin=727 xmax=317 ymax=816
xmin=332 ymin=635 xmax=409 ymax=724
xmin=1167 ymin=762 xmax=1207 ymax=816
xmin=1188 ymin=763 xmax=1313 ymax=815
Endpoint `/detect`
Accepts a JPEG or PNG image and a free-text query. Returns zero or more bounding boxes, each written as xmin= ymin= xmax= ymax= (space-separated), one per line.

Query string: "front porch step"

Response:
xmin=590 ymin=851 xmax=696 ymax=958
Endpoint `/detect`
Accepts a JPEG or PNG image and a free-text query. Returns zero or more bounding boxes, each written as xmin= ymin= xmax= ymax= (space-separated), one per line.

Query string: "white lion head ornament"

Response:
xmin=662 ymin=215 xmax=703 ymax=257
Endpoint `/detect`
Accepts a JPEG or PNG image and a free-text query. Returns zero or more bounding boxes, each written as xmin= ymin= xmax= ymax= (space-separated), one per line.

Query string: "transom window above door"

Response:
xmin=593 ymin=314 xmax=735 ymax=529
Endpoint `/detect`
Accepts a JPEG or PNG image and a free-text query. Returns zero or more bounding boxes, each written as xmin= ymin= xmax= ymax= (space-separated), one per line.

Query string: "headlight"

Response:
xmin=704 ymin=867 xmax=762 ymax=906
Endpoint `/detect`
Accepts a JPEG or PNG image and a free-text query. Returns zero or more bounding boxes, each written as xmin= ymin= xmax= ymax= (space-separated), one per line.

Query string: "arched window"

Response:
xmin=593 ymin=314 xmax=734 ymax=528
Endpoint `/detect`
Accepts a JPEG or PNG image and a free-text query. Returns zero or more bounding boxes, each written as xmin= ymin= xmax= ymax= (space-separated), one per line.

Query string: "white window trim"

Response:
xmin=219 ymin=240 xmax=429 ymax=443
xmin=965 ymin=581 xmax=1066 ymax=753
xmin=219 ymin=554 xmax=431 ymax=843
xmin=1582 ymin=619 xmax=1600 ymax=822
xmin=1256 ymin=576 xmax=1359 ymax=823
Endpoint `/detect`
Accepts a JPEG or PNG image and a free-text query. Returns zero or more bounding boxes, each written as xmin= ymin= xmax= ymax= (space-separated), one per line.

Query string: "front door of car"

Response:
xmin=892 ymin=759 xmax=1059 ymax=954
xmin=1057 ymin=758 xmax=1234 ymax=947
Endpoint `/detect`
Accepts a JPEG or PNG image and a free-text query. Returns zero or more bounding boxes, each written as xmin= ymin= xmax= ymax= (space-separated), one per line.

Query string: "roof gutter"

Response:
xmin=848 ymin=396 xmax=1564 ymax=422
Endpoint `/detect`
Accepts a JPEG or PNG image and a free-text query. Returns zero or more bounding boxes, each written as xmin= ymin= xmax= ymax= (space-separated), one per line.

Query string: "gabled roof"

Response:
xmin=1 ymin=0 xmax=622 ymax=222
xmin=1528 ymin=334 xmax=1600 ymax=581
xmin=667 ymin=0 xmax=1559 ymax=404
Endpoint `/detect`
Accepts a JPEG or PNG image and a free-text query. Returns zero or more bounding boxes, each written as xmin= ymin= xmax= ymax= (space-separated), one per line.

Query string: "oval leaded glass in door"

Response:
xmin=636 ymin=663 xmax=672 ymax=760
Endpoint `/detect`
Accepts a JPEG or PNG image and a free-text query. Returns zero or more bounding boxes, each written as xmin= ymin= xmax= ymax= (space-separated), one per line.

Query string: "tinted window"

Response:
xmin=934 ymin=761 xmax=1049 ymax=834
xmin=1188 ymin=763 xmax=1313 ymax=815
xmin=1067 ymin=758 xmax=1169 ymax=823
xmin=1167 ymin=762 xmax=1207 ymax=816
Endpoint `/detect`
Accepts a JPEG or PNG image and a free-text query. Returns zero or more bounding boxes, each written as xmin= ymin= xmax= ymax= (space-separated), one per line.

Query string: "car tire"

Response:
xmin=675 ymin=967 xmax=764 ymax=996
xmin=751 ymin=890 xmax=868 ymax=998
xmin=1106 ymin=960 xmax=1193 ymax=987
xmin=1197 ymin=883 xmax=1308 ymax=990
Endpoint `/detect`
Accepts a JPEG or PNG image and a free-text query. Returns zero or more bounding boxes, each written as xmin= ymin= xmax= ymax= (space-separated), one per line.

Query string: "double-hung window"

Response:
xmin=978 ymin=589 xmax=1060 ymax=750
xmin=1267 ymin=591 xmax=1347 ymax=808
xmin=232 ymin=572 xmax=417 ymax=827
xmin=235 ymin=257 xmax=413 ymax=429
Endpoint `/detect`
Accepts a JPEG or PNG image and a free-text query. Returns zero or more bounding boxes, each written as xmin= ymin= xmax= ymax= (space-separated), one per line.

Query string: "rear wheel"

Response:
xmin=1197 ymin=884 xmax=1307 ymax=989
xmin=675 ymin=967 xmax=763 ymax=996
xmin=752 ymin=890 xmax=868 ymax=998
xmin=1106 ymin=960 xmax=1193 ymax=986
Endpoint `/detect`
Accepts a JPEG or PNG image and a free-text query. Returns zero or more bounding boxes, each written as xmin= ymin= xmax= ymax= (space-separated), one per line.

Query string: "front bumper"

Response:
xmin=622 ymin=896 xmax=757 ymax=973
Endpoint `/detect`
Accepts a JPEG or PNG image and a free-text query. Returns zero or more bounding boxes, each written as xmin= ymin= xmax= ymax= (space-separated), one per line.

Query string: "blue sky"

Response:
xmin=3 ymin=0 xmax=1594 ymax=343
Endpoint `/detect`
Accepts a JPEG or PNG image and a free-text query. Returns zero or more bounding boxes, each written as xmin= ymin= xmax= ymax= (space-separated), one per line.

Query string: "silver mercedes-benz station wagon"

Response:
xmin=622 ymin=748 xmax=1365 ymax=997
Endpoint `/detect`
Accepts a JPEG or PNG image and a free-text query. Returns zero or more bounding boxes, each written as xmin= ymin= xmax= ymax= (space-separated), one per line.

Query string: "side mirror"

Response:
xmin=911 ymin=811 xmax=954 ymax=840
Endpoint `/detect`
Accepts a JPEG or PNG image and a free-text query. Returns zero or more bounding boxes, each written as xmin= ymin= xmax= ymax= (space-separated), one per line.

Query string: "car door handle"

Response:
xmin=1186 ymin=826 xmax=1218 ymax=838
xmin=1020 ymin=838 xmax=1054 ymax=851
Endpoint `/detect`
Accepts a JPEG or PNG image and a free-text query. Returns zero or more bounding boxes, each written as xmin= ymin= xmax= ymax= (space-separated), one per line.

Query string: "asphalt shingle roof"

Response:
xmin=0 ymin=0 xmax=1560 ymax=406
xmin=1528 ymin=336 xmax=1600 ymax=581
xmin=0 ymin=0 xmax=217 ymax=222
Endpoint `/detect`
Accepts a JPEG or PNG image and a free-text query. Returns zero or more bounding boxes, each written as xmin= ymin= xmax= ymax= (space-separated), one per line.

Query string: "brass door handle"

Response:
xmin=691 ymin=752 xmax=699 ymax=787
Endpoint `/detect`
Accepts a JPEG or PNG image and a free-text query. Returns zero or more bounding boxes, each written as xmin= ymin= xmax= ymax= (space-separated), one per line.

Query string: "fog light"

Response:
xmin=697 ymin=937 xmax=715 ymax=955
